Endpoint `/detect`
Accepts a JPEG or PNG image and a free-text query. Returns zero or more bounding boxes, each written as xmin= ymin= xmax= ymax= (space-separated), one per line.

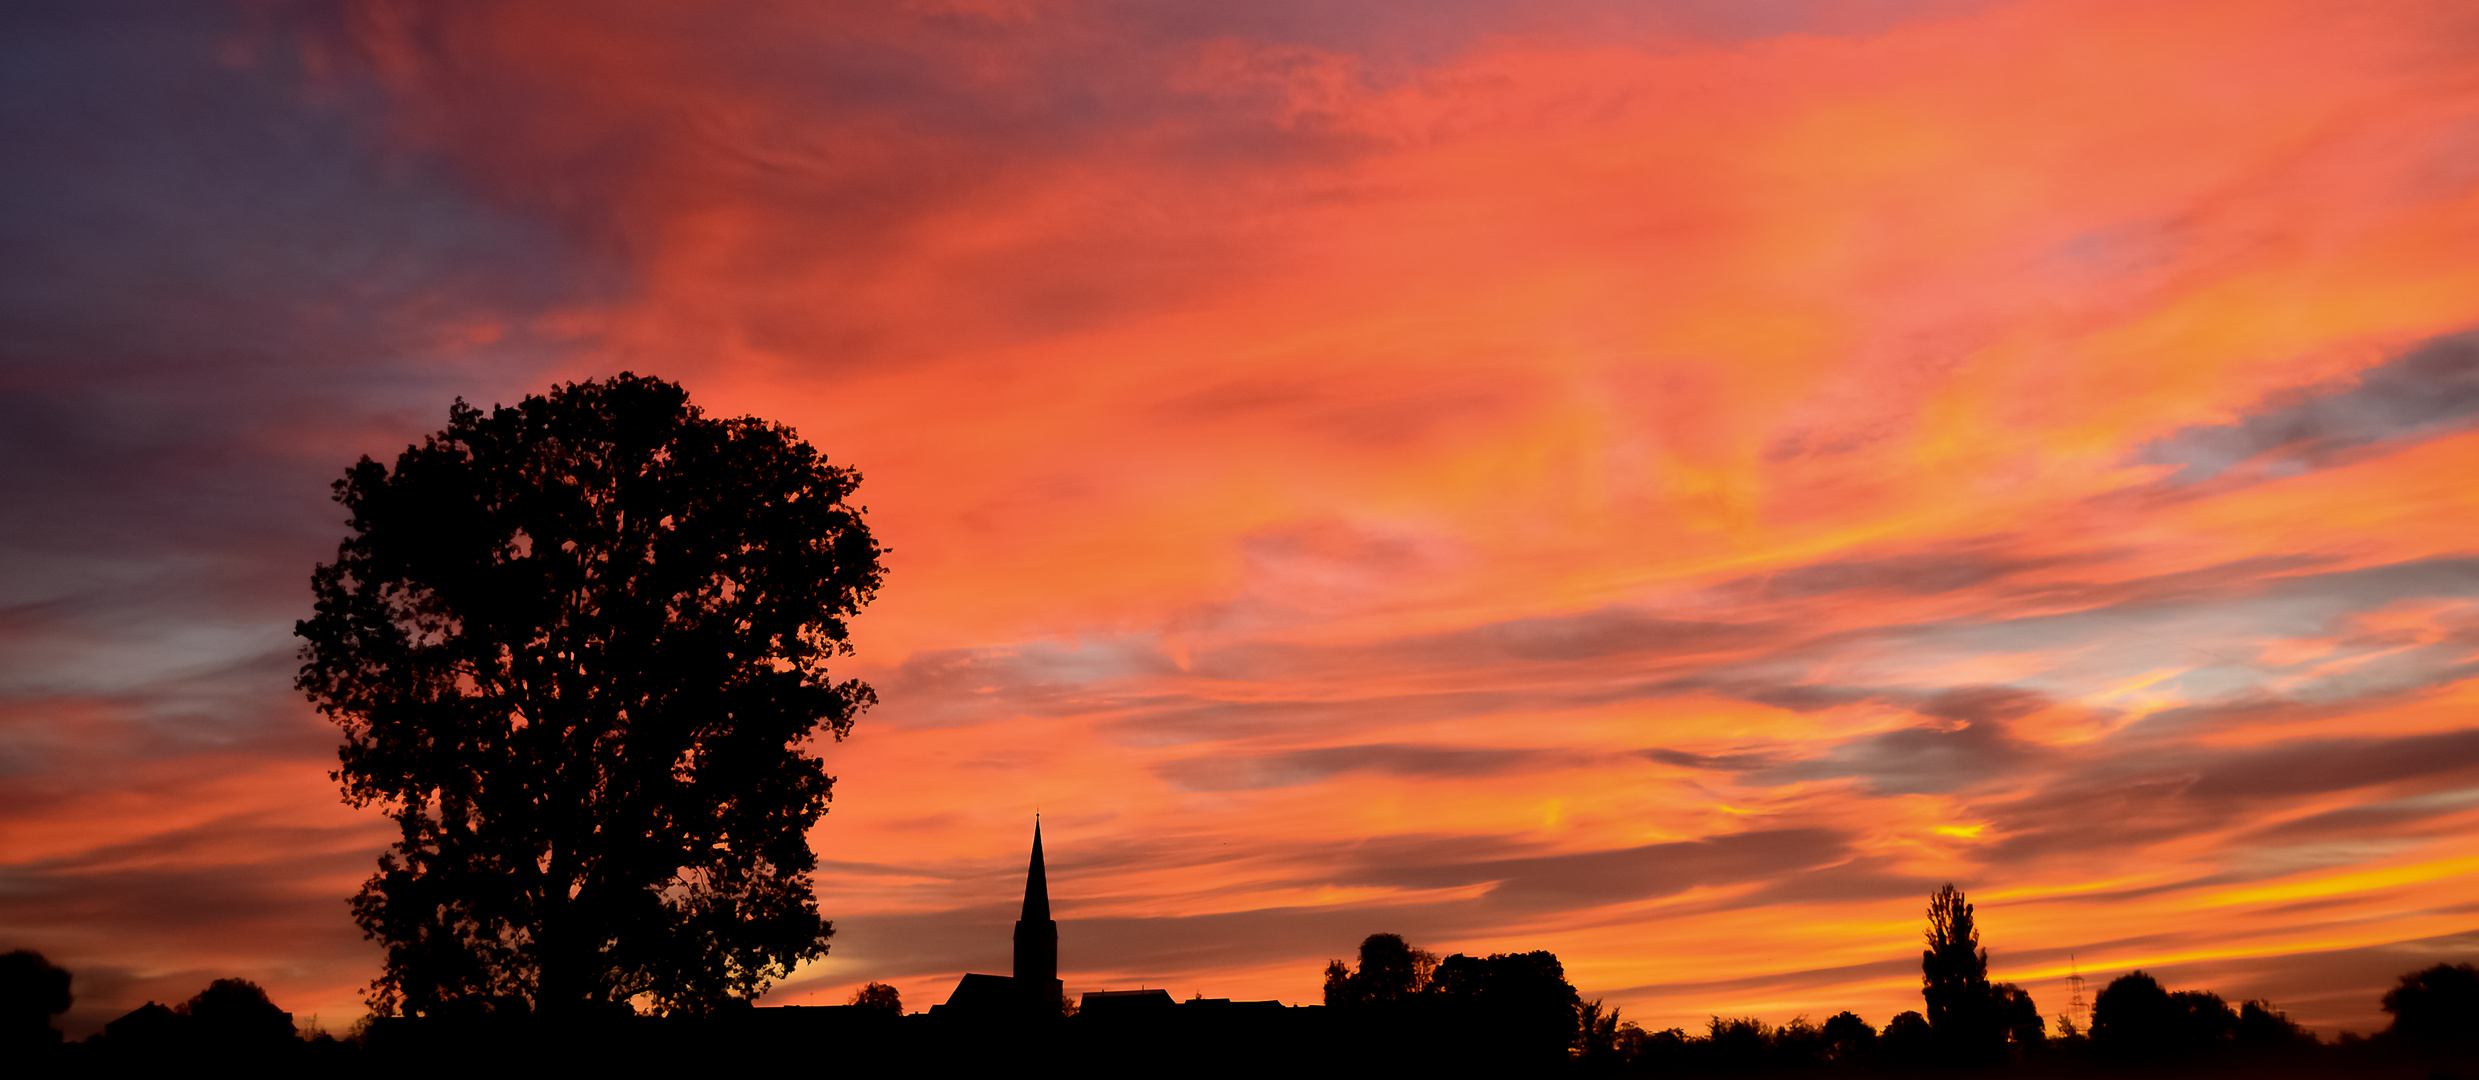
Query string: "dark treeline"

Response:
xmin=1550 ymin=885 xmax=2479 ymax=1078
xmin=10 ymin=886 xmax=2479 ymax=1077
xmin=1318 ymin=933 xmax=1587 ymax=1071
xmin=3 ymin=951 xmax=357 ymax=1074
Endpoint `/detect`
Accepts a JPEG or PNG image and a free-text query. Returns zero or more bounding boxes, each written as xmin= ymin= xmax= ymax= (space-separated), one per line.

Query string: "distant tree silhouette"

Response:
xmin=2381 ymin=962 xmax=2479 ymax=1046
xmin=295 ymin=374 xmax=885 ymax=1018
xmin=1316 ymin=936 xmax=1595 ymax=1071
xmin=2091 ymin=970 xmax=2239 ymax=1060
xmin=2169 ymin=989 xmax=2238 ymax=1046
xmin=1705 ymin=1016 xmax=1773 ymax=1071
xmin=1770 ymin=1014 xmax=1828 ymax=1066
xmin=1921 ymin=884 xmax=1987 ymax=1017
xmin=1 ymin=950 xmax=72 ymax=1048
xmin=1323 ymin=933 xmax=1435 ymax=1006
xmin=1821 ymin=1010 xmax=1876 ymax=1061
xmin=1428 ymin=951 xmax=1580 ymax=1064
xmin=1576 ymin=998 xmax=1627 ymax=1064
xmin=847 ymin=982 xmax=901 ymax=1014
xmin=1624 ymin=1024 xmax=1690 ymax=1071
xmin=1992 ymin=981 xmax=2044 ymax=1048
xmin=2236 ymin=998 xmax=2316 ymax=1049
xmin=1361 ymin=933 xmax=1435 ymax=1004
xmin=1921 ymin=883 xmax=2008 ymax=1060
xmin=1881 ymin=1009 xmax=1934 ymax=1065
xmin=1321 ymin=959 xmax=1350 ymax=1007
xmin=2090 ymin=970 xmax=2170 ymax=1057
xmin=181 ymin=978 xmax=296 ymax=1049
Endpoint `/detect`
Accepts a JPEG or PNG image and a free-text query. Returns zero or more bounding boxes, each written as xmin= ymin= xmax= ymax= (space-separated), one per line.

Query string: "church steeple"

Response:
xmin=1012 ymin=818 xmax=1060 ymax=1005
xmin=1021 ymin=817 xmax=1052 ymax=922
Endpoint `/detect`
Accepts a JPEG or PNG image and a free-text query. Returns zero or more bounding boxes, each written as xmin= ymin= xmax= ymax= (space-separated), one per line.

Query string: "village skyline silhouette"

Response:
xmin=12 ymin=817 xmax=2479 ymax=1075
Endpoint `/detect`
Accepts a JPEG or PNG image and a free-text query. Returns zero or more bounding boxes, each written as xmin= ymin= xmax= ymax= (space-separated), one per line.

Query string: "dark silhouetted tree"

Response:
xmin=1921 ymin=884 xmax=1987 ymax=1018
xmin=1576 ymin=997 xmax=1626 ymax=1063
xmin=1622 ymin=1024 xmax=1690 ymax=1071
xmin=1772 ymin=1015 xmax=1828 ymax=1065
xmin=2236 ymin=998 xmax=2316 ymax=1049
xmin=1822 ymin=1010 xmax=1876 ymax=1061
xmin=1921 ymin=883 xmax=2006 ymax=1060
xmin=1881 ymin=1009 xmax=1934 ymax=1066
xmin=1360 ymin=933 xmax=1435 ymax=1004
xmin=2382 ymin=962 xmax=2479 ymax=1047
xmin=295 ymin=374 xmax=885 ymax=1018
xmin=1324 ymin=933 xmax=1435 ymax=1007
xmin=2169 ymin=989 xmax=2238 ymax=1047
xmin=2092 ymin=970 xmax=2237 ymax=1060
xmin=2091 ymin=970 xmax=2167 ymax=1057
xmin=181 ymin=978 xmax=296 ymax=1049
xmin=1428 ymin=951 xmax=1581 ymax=1064
xmin=1321 ymin=959 xmax=1351 ymax=1007
xmin=2092 ymin=974 xmax=2245 ymax=1061
xmin=1993 ymin=981 xmax=2044 ymax=1048
xmin=1 ymin=950 xmax=72 ymax=1048
xmin=847 ymin=981 xmax=901 ymax=1014
xmin=1706 ymin=1016 xmax=1774 ymax=1071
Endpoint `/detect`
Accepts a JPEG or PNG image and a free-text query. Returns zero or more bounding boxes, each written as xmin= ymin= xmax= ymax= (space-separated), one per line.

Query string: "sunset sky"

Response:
xmin=8 ymin=0 xmax=2479 ymax=1039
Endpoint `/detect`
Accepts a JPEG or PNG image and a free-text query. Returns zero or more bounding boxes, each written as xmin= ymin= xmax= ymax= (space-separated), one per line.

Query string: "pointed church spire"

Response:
xmin=1021 ymin=816 xmax=1052 ymax=922
xmin=1013 ymin=816 xmax=1060 ymax=1001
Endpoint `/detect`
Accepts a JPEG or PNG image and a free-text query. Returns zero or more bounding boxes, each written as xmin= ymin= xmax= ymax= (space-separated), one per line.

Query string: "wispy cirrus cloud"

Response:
xmin=2138 ymin=330 xmax=2479 ymax=486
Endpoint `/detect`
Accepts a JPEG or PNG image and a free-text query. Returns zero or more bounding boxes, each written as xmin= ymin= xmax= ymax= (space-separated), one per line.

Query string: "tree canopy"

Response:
xmin=1318 ymin=934 xmax=1580 ymax=1068
xmin=2382 ymin=962 xmax=2479 ymax=1046
xmin=2091 ymin=970 xmax=2189 ymax=1059
xmin=1921 ymin=883 xmax=1990 ymax=1035
xmin=1323 ymin=933 xmax=1436 ymax=1007
xmin=1918 ymin=883 xmax=2037 ymax=1062
xmin=1429 ymin=950 xmax=1581 ymax=1063
xmin=181 ymin=978 xmax=296 ymax=1048
xmin=848 ymin=982 xmax=902 ymax=1014
xmin=295 ymin=373 xmax=884 ymax=1018
xmin=0 ymin=949 xmax=72 ymax=1048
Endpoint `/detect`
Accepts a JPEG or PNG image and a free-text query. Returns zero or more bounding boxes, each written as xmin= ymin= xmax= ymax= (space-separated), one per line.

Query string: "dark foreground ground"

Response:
xmin=17 ymin=1005 xmax=2479 ymax=1079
